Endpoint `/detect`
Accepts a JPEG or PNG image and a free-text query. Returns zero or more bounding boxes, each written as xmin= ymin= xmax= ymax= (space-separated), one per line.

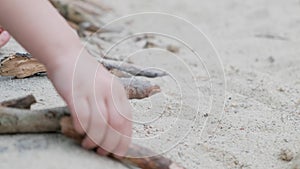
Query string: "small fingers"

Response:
xmin=82 ymin=101 xmax=108 ymax=150
xmin=97 ymin=126 xmax=122 ymax=154
xmin=96 ymin=104 xmax=124 ymax=153
xmin=111 ymin=100 xmax=132 ymax=157
xmin=112 ymin=120 xmax=132 ymax=157
xmin=97 ymin=99 xmax=132 ymax=156
xmin=71 ymin=98 xmax=90 ymax=135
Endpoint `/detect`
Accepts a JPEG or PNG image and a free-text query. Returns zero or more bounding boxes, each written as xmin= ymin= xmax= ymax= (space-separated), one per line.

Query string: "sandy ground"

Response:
xmin=1 ymin=0 xmax=300 ymax=169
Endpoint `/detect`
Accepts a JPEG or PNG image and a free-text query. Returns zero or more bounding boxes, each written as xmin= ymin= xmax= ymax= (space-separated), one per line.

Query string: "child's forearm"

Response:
xmin=0 ymin=0 xmax=83 ymax=69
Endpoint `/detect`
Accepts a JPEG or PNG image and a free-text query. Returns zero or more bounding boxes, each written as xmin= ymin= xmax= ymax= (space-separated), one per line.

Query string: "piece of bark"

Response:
xmin=0 ymin=98 xmax=186 ymax=169
xmin=0 ymin=54 xmax=161 ymax=99
xmin=0 ymin=53 xmax=46 ymax=78
xmin=0 ymin=95 xmax=36 ymax=109
xmin=121 ymin=78 xmax=161 ymax=99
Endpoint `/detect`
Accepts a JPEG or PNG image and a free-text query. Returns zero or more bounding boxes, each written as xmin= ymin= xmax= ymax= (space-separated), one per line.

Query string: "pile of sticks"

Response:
xmin=0 ymin=53 xmax=164 ymax=99
xmin=0 ymin=95 xmax=186 ymax=169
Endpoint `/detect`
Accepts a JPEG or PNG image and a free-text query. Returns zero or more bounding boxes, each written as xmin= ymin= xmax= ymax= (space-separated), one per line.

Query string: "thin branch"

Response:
xmin=0 ymin=106 xmax=68 ymax=133
xmin=99 ymin=58 xmax=167 ymax=78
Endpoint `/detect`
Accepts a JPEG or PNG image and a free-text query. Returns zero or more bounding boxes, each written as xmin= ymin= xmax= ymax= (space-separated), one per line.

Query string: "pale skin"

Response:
xmin=0 ymin=0 xmax=132 ymax=157
xmin=0 ymin=27 xmax=10 ymax=48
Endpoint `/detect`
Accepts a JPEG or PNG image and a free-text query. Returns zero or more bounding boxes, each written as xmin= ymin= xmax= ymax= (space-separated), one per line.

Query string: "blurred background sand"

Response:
xmin=0 ymin=0 xmax=300 ymax=168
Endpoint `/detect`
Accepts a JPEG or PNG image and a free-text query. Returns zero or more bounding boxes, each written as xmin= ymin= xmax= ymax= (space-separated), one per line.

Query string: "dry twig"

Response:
xmin=99 ymin=58 xmax=167 ymax=78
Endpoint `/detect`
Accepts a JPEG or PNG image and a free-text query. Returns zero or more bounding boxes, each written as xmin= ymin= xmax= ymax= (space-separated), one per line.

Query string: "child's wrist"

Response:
xmin=43 ymin=45 xmax=84 ymax=73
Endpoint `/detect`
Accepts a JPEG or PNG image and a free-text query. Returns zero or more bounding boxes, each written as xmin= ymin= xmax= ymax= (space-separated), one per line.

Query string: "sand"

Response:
xmin=0 ymin=0 xmax=300 ymax=168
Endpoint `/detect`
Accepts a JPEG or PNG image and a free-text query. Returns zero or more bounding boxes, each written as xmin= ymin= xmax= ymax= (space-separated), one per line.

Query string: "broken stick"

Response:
xmin=99 ymin=58 xmax=167 ymax=78
xmin=0 ymin=95 xmax=186 ymax=169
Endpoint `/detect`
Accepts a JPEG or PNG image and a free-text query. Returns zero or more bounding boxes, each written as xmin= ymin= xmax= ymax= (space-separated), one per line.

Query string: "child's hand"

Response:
xmin=47 ymin=51 xmax=132 ymax=156
xmin=0 ymin=0 xmax=132 ymax=156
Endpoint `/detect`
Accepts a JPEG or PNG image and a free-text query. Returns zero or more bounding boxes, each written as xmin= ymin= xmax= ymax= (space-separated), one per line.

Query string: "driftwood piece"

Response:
xmin=0 ymin=94 xmax=36 ymax=109
xmin=99 ymin=58 xmax=167 ymax=78
xmin=0 ymin=54 xmax=161 ymax=99
xmin=0 ymin=53 xmax=46 ymax=78
xmin=0 ymin=106 xmax=68 ymax=133
xmin=0 ymin=96 xmax=186 ymax=169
